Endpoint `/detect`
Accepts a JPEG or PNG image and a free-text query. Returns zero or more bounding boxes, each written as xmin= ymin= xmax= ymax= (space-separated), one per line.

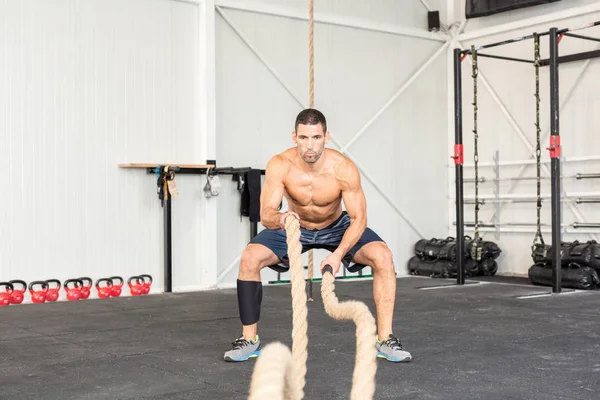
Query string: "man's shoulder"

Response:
xmin=269 ymin=149 xmax=295 ymax=165
xmin=266 ymin=150 xmax=294 ymax=175
xmin=326 ymin=149 xmax=357 ymax=171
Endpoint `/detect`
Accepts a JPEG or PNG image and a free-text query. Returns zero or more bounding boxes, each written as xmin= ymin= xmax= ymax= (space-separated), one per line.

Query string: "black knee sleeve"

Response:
xmin=237 ymin=279 xmax=263 ymax=325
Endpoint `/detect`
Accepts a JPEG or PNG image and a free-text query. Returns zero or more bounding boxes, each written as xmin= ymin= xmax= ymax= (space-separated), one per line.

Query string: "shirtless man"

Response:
xmin=223 ymin=108 xmax=412 ymax=363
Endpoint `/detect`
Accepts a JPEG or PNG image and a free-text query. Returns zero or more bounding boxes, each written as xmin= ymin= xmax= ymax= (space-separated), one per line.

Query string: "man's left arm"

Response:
xmin=322 ymin=160 xmax=367 ymax=273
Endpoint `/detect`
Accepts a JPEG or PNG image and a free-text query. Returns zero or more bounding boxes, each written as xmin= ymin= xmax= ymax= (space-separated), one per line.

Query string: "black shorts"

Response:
xmin=250 ymin=211 xmax=384 ymax=273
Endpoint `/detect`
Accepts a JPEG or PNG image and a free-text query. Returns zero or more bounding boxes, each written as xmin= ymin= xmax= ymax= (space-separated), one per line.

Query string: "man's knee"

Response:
xmin=240 ymin=244 xmax=271 ymax=274
xmin=367 ymin=242 xmax=394 ymax=272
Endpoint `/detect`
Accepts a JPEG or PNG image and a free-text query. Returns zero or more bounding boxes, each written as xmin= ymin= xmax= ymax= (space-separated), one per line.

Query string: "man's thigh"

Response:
xmin=248 ymin=228 xmax=291 ymax=271
xmin=345 ymin=228 xmax=386 ymax=272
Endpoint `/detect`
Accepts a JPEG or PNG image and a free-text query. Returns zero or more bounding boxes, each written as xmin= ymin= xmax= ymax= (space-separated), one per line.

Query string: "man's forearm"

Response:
xmin=334 ymin=217 xmax=367 ymax=257
xmin=261 ymin=208 xmax=283 ymax=230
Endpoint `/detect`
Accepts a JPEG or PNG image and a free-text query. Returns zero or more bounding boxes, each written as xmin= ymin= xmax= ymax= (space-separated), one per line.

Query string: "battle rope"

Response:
xmin=247 ymin=216 xmax=377 ymax=400
xmin=321 ymin=266 xmax=377 ymax=400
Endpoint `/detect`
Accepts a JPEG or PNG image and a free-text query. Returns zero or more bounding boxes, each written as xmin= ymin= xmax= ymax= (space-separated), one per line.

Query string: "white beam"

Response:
xmin=198 ymin=0 xmax=218 ymax=289
xmin=419 ymin=0 xmax=432 ymax=12
xmin=458 ymin=2 xmax=600 ymax=42
xmin=341 ymin=42 xmax=449 ymax=153
xmin=217 ymin=4 xmax=429 ymax=239
xmin=215 ymin=6 xmax=306 ymax=108
xmin=170 ymin=0 xmax=200 ymax=5
xmin=216 ymin=0 xmax=447 ymax=42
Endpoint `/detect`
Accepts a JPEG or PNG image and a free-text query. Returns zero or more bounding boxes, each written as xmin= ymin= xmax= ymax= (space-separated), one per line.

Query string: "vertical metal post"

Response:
xmin=549 ymin=27 xmax=562 ymax=293
xmin=453 ymin=48 xmax=465 ymax=285
xmin=250 ymin=221 xmax=258 ymax=239
xmin=164 ymin=194 xmax=173 ymax=293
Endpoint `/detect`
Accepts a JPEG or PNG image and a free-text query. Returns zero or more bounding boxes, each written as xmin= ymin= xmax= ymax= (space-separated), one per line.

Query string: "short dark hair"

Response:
xmin=294 ymin=108 xmax=327 ymax=133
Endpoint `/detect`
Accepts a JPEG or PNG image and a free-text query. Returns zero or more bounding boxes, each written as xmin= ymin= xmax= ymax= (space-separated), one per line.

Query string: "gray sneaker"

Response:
xmin=223 ymin=336 xmax=262 ymax=362
xmin=376 ymin=334 xmax=412 ymax=362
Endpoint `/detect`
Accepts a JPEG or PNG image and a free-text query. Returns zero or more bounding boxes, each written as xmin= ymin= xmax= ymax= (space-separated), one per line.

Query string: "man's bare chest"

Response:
xmin=284 ymin=170 xmax=340 ymax=207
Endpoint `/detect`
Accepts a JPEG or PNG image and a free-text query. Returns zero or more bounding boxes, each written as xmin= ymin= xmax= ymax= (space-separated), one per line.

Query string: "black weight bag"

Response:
xmin=528 ymin=262 xmax=600 ymax=290
xmin=414 ymin=237 xmax=464 ymax=261
xmin=464 ymin=236 xmax=502 ymax=261
xmin=447 ymin=258 xmax=479 ymax=278
xmin=478 ymin=258 xmax=498 ymax=276
xmin=408 ymin=256 xmax=453 ymax=278
xmin=408 ymin=256 xmax=478 ymax=279
xmin=532 ymin=240 xmax=600 ymax=270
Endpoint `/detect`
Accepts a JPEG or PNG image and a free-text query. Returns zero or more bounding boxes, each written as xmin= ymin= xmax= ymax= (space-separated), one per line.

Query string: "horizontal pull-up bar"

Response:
xmin=464 ymin=172 xmax=600 ymax=183
xmin=539 ymin=49 xmax=600 ymax=66
xmin=573 ymin=222 xmax=600 ymax=229
xmin=472 ymin=52 xmax=534 ymax=64
xmin=464 ymin=197 xmax=600 ymax=205
xmin=562 ymin=32 xmax=600 ymax=43
xmin=461 ymin=20 xmax=600 ymax=54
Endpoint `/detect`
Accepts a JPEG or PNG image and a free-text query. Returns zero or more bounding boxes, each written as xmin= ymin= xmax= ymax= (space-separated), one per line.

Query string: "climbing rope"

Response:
xmin=306 ymin=0 xmax=315 ymax=300
xmin=247 ymin=216 xmax=377 ymax=400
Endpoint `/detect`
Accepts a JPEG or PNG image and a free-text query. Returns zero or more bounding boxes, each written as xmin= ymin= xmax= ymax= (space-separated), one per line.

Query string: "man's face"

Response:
xmin=293 ymin=123 xmax=329 ymax=164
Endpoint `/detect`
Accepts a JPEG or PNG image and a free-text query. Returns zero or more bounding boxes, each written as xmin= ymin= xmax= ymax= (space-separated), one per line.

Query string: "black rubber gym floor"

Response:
xmin=2 ymin=276 xmax=600 ymax=399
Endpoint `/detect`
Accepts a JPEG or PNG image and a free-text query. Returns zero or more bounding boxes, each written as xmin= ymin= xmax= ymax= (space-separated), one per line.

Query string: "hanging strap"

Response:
xmin=532 ymin=33 xmax=546 ymax=254
xmin=471 ymin=46 xmax=480 ymax=250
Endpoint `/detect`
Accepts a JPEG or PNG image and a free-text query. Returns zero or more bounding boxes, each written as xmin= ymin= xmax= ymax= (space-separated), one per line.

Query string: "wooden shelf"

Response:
xmin=118 ymin=163 xmax=215 ymax=169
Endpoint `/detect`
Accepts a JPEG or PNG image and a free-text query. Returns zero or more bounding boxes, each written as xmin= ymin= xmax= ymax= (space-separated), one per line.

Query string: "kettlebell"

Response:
xmin=78 ymin=277 xmax=93 ymax=299
xmin=64 ymin=279 xmax=84 ymax=301
xmin=29 ymin=281 xmax=49 ymax=304
xmin=127 ymin=276 xmax=145 ymax=296
xmin=95 ymin=278 xmax=113 ymax=299
xmin=138 ymin=274 xmax=153 ymax=295
xmin=8 ymin=280 xmax=26 ymax=304
xmin=45 ymin=279 xmax=61 ymax=302
xmin=108 ymin=276 xmax=124 ymax=297
xmin=0 ymin=282 xmax=14 ymax=306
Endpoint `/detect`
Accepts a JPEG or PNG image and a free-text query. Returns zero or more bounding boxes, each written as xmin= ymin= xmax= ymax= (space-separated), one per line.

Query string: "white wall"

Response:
xmin=450 ymin=1 xmax=600 ymax=276
xmin=215 ymin=0 xmax=450 ymax=287
xmin=0 ymin=0 xmax=212 ymax=299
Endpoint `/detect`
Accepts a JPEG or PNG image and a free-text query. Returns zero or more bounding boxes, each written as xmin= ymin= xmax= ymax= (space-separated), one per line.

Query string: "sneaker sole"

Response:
xmin=223 ymin=350 xmax=261 ymax=362
xmin=377 ymin=352 xmax=412 ymax=363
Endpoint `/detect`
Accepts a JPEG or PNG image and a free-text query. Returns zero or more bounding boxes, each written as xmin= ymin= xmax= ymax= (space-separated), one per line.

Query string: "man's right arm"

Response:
xmin=260 ymin=155 xmax=290 ymax=230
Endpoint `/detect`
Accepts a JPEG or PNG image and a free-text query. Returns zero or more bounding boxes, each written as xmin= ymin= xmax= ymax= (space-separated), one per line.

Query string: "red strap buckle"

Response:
xmin=451 ymin=144 xmax=464 ymax=165
xmin=547 ymin=135 xmax=561 ymax=158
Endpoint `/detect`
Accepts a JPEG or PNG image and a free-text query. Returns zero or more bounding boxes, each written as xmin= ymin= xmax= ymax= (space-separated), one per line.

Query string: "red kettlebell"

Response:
xmin=138 ymin=274 xmax=153 ymax=295
xmin=128 ymin=276 xmax=145 ymax=296
xmin=64 ymin=279 xmax=83 ymax=301
xmin=45 ymin=279 xmax=61 ymax=302
xmin=0 ymin=282 xmax=14 ymax=306
xmin=8 ymin=280 xmax=26 ymax=304
xmin=95 ymin=278 xmax=113 ymax=299
xmin=78 ymin=277 xmax=93 ymax=299
xmin=29 ymin=281 xmax=49 ymax=304
xmin=108 ymin=276 xmax=124 ymax=297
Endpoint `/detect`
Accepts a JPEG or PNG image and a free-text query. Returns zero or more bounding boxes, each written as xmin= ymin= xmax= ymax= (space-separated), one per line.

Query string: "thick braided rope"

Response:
xmin=321 ymin=268 xmax=378 ymax=400
xmin=247 ymin=215 xmax=307 ymax=400
xmin=248 ymin=342 xmax=297 ymax=400
xmin=306 ymin=0 xmax=315 ymax=294
xmin=247 ymin=217 xmax=377 ymax=400
xmin=285 ymin=215 xmax=308 ymax=398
